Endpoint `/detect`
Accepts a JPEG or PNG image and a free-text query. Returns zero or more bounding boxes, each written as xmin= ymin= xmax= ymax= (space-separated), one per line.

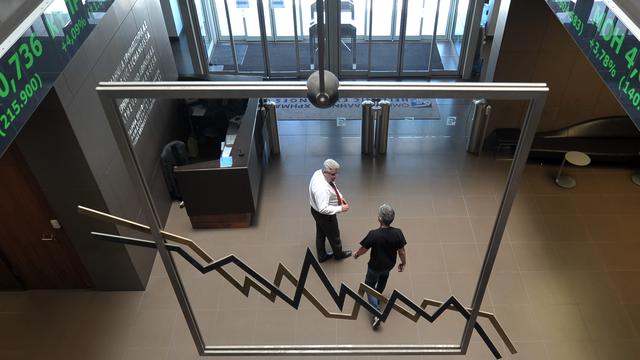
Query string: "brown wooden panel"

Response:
xmin=0 ymin=249 xmax=23 ymax=289
xmin=0 ymin=145 xmax=92 ymax=289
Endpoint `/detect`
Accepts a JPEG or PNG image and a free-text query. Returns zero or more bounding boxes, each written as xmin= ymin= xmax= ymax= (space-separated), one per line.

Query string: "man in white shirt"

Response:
xmin=309 ymin=159 xmax=352 ymax=262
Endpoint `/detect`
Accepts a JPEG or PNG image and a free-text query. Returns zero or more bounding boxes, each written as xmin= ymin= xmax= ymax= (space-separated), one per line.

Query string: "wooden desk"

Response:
xmin=174 ymin=99 xmax=268 ymax=228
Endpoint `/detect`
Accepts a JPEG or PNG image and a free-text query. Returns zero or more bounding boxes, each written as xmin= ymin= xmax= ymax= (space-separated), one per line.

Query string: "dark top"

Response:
xmin=360 ymin=227 xmax=407 ymax=271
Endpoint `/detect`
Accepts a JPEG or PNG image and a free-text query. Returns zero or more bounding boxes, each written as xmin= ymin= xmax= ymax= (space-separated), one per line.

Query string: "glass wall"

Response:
xmin=190 ymin=0 xmax=475 ymax=77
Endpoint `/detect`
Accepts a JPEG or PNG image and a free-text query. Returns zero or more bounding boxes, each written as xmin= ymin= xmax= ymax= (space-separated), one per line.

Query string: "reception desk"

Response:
xmin=174 ymin=99 xmax=268 ymax=228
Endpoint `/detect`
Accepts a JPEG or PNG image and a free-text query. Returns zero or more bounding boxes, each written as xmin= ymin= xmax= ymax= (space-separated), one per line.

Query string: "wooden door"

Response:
xmin=0 ymin=144 xmax=92 ymax=289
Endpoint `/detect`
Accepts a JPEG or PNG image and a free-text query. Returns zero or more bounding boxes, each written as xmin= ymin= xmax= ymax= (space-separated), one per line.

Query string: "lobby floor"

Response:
xmin=1 ymin=100 xmax=640 ymax=359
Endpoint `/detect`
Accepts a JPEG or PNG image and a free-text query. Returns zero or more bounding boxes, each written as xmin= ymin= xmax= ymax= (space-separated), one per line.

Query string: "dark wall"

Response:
xmin=489 ymin=0 xmax=626 ymax=133
xmin=16 ymin=90 xmax=143 ymax=290
xmin=15 ymin=0 xmax=179 ymax=290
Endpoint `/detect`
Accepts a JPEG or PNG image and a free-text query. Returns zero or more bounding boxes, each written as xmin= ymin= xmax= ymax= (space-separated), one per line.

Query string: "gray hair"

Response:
xmin=378 ymin=204 xmax=395 ymax=226
xmin=323 ymin=159 xmax=340 ymax=172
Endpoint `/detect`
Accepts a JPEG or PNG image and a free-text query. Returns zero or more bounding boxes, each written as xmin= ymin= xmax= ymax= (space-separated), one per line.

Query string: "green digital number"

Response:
xmin=19 ymin=43 xmax=34 ymax=69
xmin=30 ymin=33 xmax=43 ymax=56
xmin=0 ymin=72 xmax=9 ymax=97
xmin=11 ymin=100 xmax=21 ymax=115
xmin=0 ymin=114 xmax=8 ymax=136
xmin=8 ymin=53 xmax=22 ymax=80
xmin=625 ymin=47 xmax=638 ymax=69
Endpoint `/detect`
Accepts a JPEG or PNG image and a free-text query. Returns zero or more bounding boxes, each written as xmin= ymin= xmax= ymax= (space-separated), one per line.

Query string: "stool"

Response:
xmin=556 ymin=151 xmax=591 ymax=189
xmin=555 ymin=151 xmax=591 ymax=188
xmin=632 ymin=173 xmax=640 ymax=186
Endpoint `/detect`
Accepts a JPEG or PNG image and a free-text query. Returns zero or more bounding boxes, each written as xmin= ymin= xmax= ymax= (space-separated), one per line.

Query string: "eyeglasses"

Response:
xmin=323 ymin=171 xmax=337 ymax=176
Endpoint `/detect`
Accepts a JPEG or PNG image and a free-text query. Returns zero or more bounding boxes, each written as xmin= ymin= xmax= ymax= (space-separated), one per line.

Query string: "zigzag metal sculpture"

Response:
xmin=79 ymin=206 xmax=515 ymax=359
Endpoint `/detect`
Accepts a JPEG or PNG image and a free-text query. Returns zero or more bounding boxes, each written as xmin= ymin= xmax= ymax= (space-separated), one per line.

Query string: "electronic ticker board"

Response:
xmin=546 ymin=0 xmax=640 ymax=127
xmin=0 ymin=0 xmax=114 ymax=156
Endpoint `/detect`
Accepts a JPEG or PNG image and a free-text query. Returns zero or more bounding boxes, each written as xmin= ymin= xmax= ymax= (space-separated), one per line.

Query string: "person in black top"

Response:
xmin=353 ymin=204 xmax=407 ymax=329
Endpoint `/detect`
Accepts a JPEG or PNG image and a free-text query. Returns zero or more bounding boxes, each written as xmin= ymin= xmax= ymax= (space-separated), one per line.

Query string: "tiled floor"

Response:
xmin=2 ymin=99 xmax=640 ymax=359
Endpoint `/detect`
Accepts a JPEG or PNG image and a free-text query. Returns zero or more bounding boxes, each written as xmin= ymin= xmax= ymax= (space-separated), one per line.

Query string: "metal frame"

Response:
xmin=257 ymin=0 xmax=271 ymax=77
xmin=460 ymin=0 xmax=485 ymax=79
xmin=396 ymin=0 xmax=409 ymax=76
xmin=191 ymin=0 xmax=477 ymax=78
xmin=202 ymin=0 xmax=218 ymax=63
xmin=222 ymin=0 xmax=240 ymax=73
xmin=0 ymin=0 xmax=56 ymax=59
xmin=96 ymin=81 xmax=548 ymax=357
xmin=483 ymin=0 xmax=512 ymax=81
xmin=178 ymin=0 xmax=208 ymax=74
xmin=428 ymin=0 xmax=442 ymax=73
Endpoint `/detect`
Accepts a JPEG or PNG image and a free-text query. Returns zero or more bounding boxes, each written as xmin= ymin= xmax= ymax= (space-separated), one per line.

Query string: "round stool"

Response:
xmin=555 ymin=151 xmax=590 ymax=188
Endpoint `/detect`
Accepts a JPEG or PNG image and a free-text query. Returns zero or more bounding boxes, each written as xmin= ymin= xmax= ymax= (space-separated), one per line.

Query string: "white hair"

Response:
xmin=378 ymin=204 xmax=395 ymax=226
xmin=323 ymin=159 xmax=340 ymax=172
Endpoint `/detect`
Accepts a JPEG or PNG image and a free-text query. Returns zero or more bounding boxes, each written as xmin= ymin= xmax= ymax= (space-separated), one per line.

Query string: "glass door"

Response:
xmin=448 ymin=0 xmax=471 ymax=71
xmin=400 ymin=0 xmax=438 ymax=74
xmin=210 ymin=0 xmax=266 ymax=74
xmin=263 ymin=0 xmax=302 ymax=76
xmin=338 ymin=0 xmax=400 ymax=75
xmin=196 ymin=0 xmax=474 ymax=78
xmin=401 ymin=0 xmax=472 ymax=75
xmin=338 ymin=0 xmax=473 ymax=78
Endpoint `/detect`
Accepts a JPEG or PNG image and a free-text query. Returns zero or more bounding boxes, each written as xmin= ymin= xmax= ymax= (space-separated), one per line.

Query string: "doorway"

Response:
xmin=192 ymin=0 xmax=477 ymax=78
xmin=0 ymin=144 xmax=92 ymax=289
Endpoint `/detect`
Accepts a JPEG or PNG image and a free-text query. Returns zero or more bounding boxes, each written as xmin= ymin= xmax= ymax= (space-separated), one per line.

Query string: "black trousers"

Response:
xmin=364 ymin=266 xmax=391 ymax=311
xmin=310 ymin=207 xmax=344 ymax=257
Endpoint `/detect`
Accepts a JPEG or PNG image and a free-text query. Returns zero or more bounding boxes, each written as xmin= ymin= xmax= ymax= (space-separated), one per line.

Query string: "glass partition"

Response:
xmin=191 ymin=0 xmax=474 ymax=77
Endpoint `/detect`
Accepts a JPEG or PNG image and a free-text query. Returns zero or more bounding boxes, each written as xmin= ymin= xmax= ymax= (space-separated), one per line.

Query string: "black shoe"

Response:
xmin=334 ymin=250 xmax=352 ymax=260
xmin=372 ymin=316 xmax=382 ymax=329
xmin=318 ymin=254 xmax=332 ymax=263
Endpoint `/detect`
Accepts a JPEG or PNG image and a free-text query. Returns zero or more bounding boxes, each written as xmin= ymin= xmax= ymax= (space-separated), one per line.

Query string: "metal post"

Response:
xmin=96 ymin=92 xmax=206 ymax=354
xmin=376 ymin=100 xmax=391 ymax=154
xmin=428 ymin=0 xmax=442 ymax=72
xmin=555 ymin=157 xmax=566 ymax=183
xmin=257 ymin=0 xmax=271 ymax=78
xmin=326 ymin=0 xmax=340 ymax=75
xmin=367 ymin=0 xmax=373 ymax=75
xmin=397 ymin=0 xmax=409 ymax=76
xmin=317 ymin=0 xmax=326 ymax=91
xmin=222 ymin=0 xmax=240 ymax=73
xmin=466 ymin=99 xmax=491 ymax=155
xmin=292 ymin=0 xmax=301 ymax=74
xmin=483 ymin=0 xmax=512 ymax=81
xmin=459 ymin=95 xmax=547 ymax=353
xmin=461 ymin=0 xmax=485 ymax=79
xmin=361 ymin=100 xmax=374 ymax=154
xmin=178 ymin=0 xmax=208 ymax=74
xmin=264 ymin=101 xmax=280 ymax=155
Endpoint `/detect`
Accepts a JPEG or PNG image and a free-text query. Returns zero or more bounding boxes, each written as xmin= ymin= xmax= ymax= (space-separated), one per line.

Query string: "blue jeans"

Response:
xmin=364 ymin=266 xmax=390 ymax=311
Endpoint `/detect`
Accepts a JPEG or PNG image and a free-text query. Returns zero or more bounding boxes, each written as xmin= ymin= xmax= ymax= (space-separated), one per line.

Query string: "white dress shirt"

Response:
xmin=309 ymin=169 xmax=344 ymax=215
